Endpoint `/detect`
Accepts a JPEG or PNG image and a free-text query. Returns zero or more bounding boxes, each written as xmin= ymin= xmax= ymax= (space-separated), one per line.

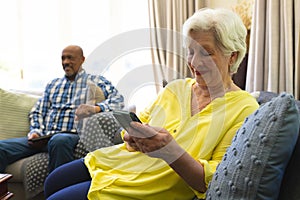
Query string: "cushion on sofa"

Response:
xmin=256 ymin=91 xmax=300 ymax=199
xmin=206 ymin=93 xmax=300 ymax=200
xmin=257 ymin=90 xmax=300 ymax=111
xmin=0 ymin=88 xmax=39 ymax=140
xmin=74 ymin=112 xmax=121 ymax=158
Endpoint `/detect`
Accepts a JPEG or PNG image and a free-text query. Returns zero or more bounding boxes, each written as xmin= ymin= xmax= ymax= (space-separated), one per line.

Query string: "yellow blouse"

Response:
xmin=84 ymin=78 xmax=259 ymax=200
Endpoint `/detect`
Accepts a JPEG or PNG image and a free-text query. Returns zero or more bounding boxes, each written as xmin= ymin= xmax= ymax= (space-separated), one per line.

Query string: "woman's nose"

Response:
xmin=191 ymin=54 xmax=203 ymax=68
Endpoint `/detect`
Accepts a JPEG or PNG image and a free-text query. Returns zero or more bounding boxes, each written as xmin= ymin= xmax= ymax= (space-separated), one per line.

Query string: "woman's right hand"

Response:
xmin=123 ymin=132 xmax=137 ymax=152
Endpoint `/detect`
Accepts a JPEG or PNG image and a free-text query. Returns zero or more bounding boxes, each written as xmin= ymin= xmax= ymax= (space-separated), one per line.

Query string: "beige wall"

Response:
xmin=206 ymin=0 xmax=254 ymax=30
xmin=206 ymin=0 xmax=239 ymax=9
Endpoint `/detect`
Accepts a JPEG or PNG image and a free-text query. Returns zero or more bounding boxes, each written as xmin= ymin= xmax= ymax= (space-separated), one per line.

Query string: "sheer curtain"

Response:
xmin=0 ymin=0 xmax=112 ymax=90
xmin=148 ymin=0 xmax=208 ymax=90
xmin=246 ymin=0 xmax=300 ymax=99
xmin=0 ymin=0 xmax=150 ymax=93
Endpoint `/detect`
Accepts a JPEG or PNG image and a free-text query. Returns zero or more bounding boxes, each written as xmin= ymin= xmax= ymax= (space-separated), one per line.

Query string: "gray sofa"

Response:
xmin=1 ymin=88 xmax=300 ymax=200
xmin=0 ymin=88 xmax=44 ymax=200
xmin=0 ymin=88 xmax=122 ymax=200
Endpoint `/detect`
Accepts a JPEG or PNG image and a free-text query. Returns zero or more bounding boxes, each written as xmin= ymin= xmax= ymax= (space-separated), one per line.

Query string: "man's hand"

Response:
xmin=75 ymin=104 xmax=100 ymax=121
xmin=28 ymin=132 xmax=40 ymax=140
xmin=28 ymin=132 xmax=47 ymax=149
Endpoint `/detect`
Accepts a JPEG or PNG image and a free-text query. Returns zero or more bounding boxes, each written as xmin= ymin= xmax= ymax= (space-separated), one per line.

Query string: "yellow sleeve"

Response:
xmin=193 ymin=99 xmax=259 ymax=199
xmin=203 ymin=122 xmax=244 ymax=185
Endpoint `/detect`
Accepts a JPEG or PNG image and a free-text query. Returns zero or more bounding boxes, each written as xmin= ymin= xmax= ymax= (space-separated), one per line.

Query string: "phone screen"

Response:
xmin=113 ymin=110 xmax=141 ymax=131
xmin=129 ymin=112 xmax=142 ymax=123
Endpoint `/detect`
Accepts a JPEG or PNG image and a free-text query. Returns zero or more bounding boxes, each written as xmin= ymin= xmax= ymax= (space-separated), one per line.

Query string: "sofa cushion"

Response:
xmin=0 ymin=88 xmax=39 ymax=140
xmin=257 ymin=90 xmax=300 ymax=112
xmin=206 ymin=93 xmax=300 ymax=200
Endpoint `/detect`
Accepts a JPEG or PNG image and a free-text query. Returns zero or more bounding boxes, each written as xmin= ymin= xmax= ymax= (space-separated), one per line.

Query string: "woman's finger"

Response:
xmin=129 ymin=122 xmax=157 ymax=138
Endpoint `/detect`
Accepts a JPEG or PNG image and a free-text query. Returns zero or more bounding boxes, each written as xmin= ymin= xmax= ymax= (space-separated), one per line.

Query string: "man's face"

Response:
xmin=61 ymin=46 xmax=85 ymax=81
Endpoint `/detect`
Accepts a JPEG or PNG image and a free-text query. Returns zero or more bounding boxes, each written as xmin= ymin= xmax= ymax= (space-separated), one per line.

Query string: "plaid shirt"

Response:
xmin=29 ymin=69 xmax=124 ymax=136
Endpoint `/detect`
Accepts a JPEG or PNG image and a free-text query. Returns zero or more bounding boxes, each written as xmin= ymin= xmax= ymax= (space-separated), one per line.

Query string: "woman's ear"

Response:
xmin=229 ymin=52 xmax=238 ymax=65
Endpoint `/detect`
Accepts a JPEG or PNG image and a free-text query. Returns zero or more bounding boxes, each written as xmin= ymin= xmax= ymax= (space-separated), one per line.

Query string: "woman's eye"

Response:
xmin=200 ymin=50 xmax=211 ymax=56
xmin=187 ymin=49 xmax=194 ymax=55
xmin=187 ymin=50 xmax=194 ymax=57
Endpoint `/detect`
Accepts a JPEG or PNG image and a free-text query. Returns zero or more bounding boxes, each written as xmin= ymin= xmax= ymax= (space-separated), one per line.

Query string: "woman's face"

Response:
xmin=187 ymin=31 xmax=233 ymax=90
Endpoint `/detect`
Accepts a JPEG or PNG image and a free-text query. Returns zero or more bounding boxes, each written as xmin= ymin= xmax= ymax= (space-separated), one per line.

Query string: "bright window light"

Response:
xmin=0 ymin=0 xmax=156 ymax=111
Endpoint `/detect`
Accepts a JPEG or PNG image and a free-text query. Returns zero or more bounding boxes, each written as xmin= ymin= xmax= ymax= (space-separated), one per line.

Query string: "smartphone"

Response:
xmin=129 ymin=112 xmax=142 ymax=123
xmin=113 ymin=110 xmax=142 ymax=131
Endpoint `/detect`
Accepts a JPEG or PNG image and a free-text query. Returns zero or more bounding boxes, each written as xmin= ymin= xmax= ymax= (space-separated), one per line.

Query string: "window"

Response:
xmin=0 ymin=0 xmax=157 ymax=112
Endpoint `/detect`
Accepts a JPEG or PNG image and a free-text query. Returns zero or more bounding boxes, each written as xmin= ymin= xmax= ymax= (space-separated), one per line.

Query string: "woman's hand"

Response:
xmin=123 ymin=122 xmax=172 ymax=152
xmin=124 ymin=122 xmax=206 ymax=192
xmin=123 ymin=122 xmax=185 ymax=164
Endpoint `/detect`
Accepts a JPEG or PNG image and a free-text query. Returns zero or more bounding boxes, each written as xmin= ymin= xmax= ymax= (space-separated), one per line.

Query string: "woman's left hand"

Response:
xmin=123 ymin=122 xmax=173 ymax=153
xmin=123 ymin=122 xmax=185 ymax=164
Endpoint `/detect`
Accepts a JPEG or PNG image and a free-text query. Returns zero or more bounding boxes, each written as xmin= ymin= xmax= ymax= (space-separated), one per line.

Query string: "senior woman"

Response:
xmin=44 ymin=8 xmax=259 ymax=200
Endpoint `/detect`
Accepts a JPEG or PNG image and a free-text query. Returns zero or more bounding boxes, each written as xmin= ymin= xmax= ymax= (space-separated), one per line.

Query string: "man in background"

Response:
xmin=0 ymin=45 xmax=124 ymax=173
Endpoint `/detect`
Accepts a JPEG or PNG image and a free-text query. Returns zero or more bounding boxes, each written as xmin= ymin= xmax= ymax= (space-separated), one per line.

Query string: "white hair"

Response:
xmin=182 ymin=8 xmax=247 ymax=73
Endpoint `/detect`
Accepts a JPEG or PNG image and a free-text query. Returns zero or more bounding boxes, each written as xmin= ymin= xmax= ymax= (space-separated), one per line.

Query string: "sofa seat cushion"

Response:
xmin=206 ymin=93 xmax=300 ymax=200
xmin=6 ymin=156 xmax=31 ymax=182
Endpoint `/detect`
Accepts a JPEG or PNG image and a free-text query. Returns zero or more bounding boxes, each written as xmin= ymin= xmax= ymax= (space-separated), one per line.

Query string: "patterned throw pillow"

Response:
xmin=206 ymin=93 xmax=300 ymax=200
xmin=74 ymin=112 xmax=121 ymax=159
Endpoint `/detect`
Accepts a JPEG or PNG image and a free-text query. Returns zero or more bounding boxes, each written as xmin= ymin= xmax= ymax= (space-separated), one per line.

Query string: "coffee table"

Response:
xmin=0 ymin=174 xmax=13 ymax=200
